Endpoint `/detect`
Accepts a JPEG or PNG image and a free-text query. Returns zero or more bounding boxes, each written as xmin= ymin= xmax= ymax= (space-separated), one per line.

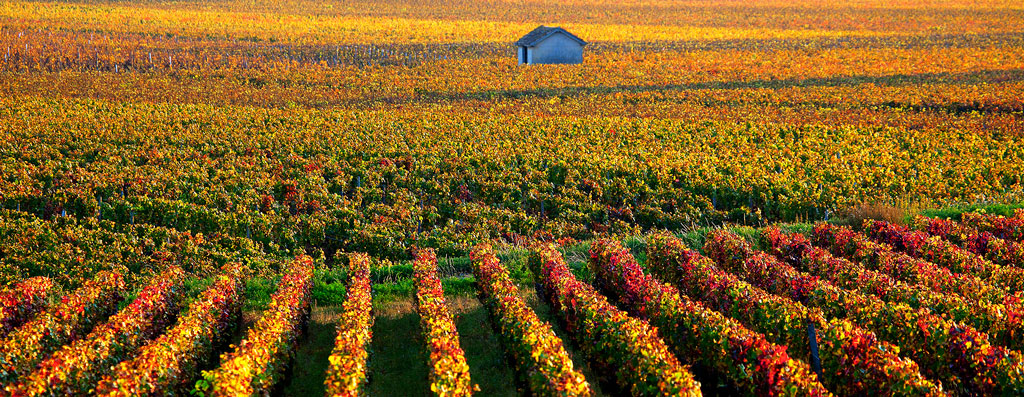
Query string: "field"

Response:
xmin=1 ymin=0 xmax=1024 ymax=395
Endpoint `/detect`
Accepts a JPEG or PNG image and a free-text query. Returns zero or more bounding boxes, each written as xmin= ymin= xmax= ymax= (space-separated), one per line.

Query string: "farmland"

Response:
xmin=2 ymin=0 xmax=1024 ymax=395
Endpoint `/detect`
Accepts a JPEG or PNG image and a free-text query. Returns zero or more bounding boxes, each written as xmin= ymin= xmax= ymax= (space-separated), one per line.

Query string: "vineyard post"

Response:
xmin=520 ymin=185 xmax=525 ymax=212
xmin=807 ymin=321 xmax=823 ymax=380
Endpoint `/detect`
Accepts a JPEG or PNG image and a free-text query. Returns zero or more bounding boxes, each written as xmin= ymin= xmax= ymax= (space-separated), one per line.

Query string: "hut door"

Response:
xmin=523 ymin=47 xmax=528 ymax=64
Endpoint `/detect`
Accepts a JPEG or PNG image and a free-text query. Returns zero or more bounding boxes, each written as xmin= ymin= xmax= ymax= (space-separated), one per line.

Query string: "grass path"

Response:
xmin=279 ymin=305 xmax=345 ymax=395
xmin=279 ymin=284 xmax=617 ymax=396
xmin=362 ymin=299 xmax=433 ymax=396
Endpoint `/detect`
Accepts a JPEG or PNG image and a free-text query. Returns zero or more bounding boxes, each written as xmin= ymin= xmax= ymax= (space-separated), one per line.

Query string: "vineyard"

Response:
xmin=2 ymin=0 xmax=1024 ymax=395
xmin=3 ymin=212 xmax=1024 ymax=395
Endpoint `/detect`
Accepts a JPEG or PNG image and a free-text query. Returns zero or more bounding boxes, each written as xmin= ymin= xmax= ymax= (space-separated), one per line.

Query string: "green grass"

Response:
xmin=353 ymin=295 xmax=520 ymax=396
xmin=367 ymin=276 xmax=480 ymax=303
xmin=243 ymin=277 xmax=278 ymax=311
xmin=448 ymin=296 xmax=518 ymax=396
xmin=362 ymin=299 xmax=432 ymax=396
xmin=279 ymin=305 xmax=346 ymax=396
xmin=312 ymin=281 xmax=348 ymax=306
xmin=918 ymin=202 xmax=1024 ymax=221
xmin=277 ymin=266 xmax=621 ymax=396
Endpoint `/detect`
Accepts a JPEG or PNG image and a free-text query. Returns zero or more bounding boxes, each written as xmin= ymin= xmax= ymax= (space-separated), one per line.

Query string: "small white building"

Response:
xmin=515 ymin=26 xmax=586 ymax=65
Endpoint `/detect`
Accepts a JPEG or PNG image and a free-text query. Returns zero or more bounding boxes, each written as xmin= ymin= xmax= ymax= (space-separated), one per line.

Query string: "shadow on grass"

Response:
xmin=375 ymin=69 xmax=1024 ymax=114
xmin=519 ymin=288 xmax=612 ymax=396
xmin=279 ymin=305 xmax=345 ymax=396
xmin=353 ymin=295 xmax=521 ymax=396
xmin=364 ymin=300 xmax=432 ymax=396
xmin=446 ymin=296 xmax=518 ymax=396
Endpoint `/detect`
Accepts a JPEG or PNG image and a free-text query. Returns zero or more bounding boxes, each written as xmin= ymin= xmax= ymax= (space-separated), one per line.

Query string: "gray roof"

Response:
xmin=515 ymin=26 xmax=587 ymax=47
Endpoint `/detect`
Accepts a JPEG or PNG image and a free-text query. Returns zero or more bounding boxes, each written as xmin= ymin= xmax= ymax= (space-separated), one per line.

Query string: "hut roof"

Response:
xmin=515 ymin=26 xmax=587 ymax=47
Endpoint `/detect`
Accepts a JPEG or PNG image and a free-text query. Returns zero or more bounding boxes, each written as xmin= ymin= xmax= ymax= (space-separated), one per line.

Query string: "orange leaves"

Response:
xmin=470 ymin=243 xmax=591 ymax=396
xmin=916 ymin=215 xmax=1024 ymax=269
xmin=589 ymin=239 xmax=829 ymax=396
xmin=529 ymin=243 xmax=701 ymax=396
xmin=865 ymin=220 xmax=1024 ymax=293
xmin=814 ymin=222 xmax=1008 ymax=305
xmin=0 ymin=270 xmax=125 ymax=385
xmin=95 ymin=265 xmax=246 ymax=396
xmin=198 ymin=256 xmax=313 ymax=395
xmin=0 ymin=277 xmax=54 ymax=338
xmin=646 ymin=233 xmax=940 ymax=395
xmin=962 ymin=212 xmax=1024 ymax=243
xmin=324 ymin=253 xmax=374 ymax=397
xmin=1 ymin=76 xmax=1023 ymax=261
xmin=1 ymin=0 xmax=1024 ymax=271
xmin=8 ymin=266 xmax=185 ymax=396
xmin=709 ymin=229 xmax=1024 ymax=394
xmin=413 ymin=248 xmax=475 ymax=396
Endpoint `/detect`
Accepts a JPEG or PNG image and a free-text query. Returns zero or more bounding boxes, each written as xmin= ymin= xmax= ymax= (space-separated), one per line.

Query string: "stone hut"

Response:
xmin=515 ymin=26 xmax=586 ymax=65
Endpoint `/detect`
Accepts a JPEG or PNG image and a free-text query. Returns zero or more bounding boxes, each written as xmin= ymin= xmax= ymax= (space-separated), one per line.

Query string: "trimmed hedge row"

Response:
xmin=864 ymin=220 xmax=1024 ymax=293
xmin=812 ymin=223 xmax=1013 ymax=310
xmin=198 ymin=256 xmax=314 ymax=395
xmin=96 ymin=265 xmax=246 ymax=396
xmin=528 ymin=244 xmax=701 ymax=396
xmin=772 ymin=226 xmax=1023 ymax=352
xmin=915 ymin=215 xmax=1024 ymax=269
xmin=470 ymin=244 xmax=591 ymax=396
xmin=645 ymin=234 xmax=940 ymax=396
xmin=706 ymin=230 xmax=1024 ymax=394
xmin=961 ymin=211 xmax=1024 ymax=243
xmin=9 ymin=267 xmax=186 ymax=396
xmin=324 ymin=253 xmax=375 ymax=396
xmin=413 ymin=248 xmax=475 ymax=396
xmin=589 ymin=239 xmax=829 ymax=396
xmin=0 ymin=270 xmax=126 ymax=384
